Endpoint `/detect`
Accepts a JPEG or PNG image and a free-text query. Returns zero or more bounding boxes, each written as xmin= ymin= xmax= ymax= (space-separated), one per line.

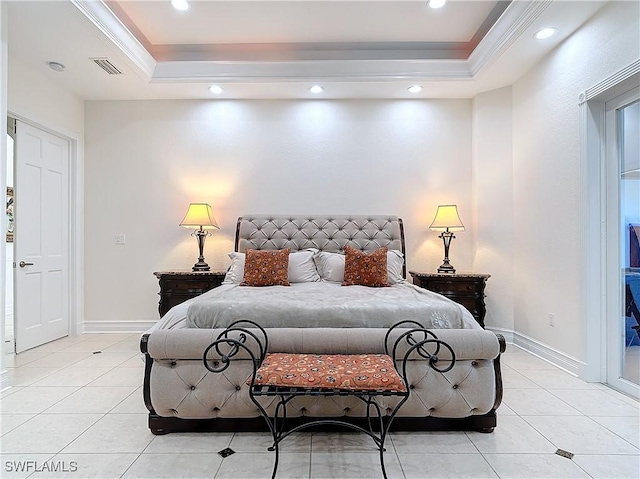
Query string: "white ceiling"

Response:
xmin=6 ymin=0 xmax=607 ymax=100
xmin=114 ymin=1 xmax=499 ymax=45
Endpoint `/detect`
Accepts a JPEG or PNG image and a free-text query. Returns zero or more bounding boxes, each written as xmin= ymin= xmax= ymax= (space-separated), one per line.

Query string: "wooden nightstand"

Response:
xmin=409 ymin=272 xmax=490 ymax=328
xmin=153 ymin=270 xmax=226 ymax=317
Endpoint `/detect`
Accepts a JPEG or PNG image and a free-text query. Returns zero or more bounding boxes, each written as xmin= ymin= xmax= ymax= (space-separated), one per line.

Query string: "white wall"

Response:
xmin=84 ymin=99 xmax=473 ymax=325
xmin=512 ymin=0 xmax=640 ymax=359
xmin=52 ymin=0 xmax=640 ymax=357
xmin=472 ymin=86 xmax=514 ymax=331
xmin=7 ymin=56 xmax=84 ymax=135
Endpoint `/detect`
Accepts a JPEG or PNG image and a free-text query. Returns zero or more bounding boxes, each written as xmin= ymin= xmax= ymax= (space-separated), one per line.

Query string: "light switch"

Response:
xmin=115 ymin=234 xmax=126 ymax=245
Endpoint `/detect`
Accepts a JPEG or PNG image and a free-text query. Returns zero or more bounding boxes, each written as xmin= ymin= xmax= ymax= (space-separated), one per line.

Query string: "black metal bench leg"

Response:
xmin=271 ymin=441 xmax=279 ymax=479
xmin=379 ymin=443 xmax=388 ymax=479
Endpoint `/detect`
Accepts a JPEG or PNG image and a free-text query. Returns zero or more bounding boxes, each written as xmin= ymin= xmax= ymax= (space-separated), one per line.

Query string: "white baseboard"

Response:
xmin=487 ymin=326 xmax=584 ymax=376
xmin=81 ymin=321 xmax=156 ymax=333
xmin=0 ymin=369 xmax=9 ymax=392
xmin=486 ymin=326 xmax=514 ymax=344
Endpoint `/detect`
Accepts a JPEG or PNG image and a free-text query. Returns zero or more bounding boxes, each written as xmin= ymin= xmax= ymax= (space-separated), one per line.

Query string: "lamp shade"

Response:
xmin=179 ymin=203 xmax=219 ymax=229
xmin=429 ymin=205 xmax=465 ymax=232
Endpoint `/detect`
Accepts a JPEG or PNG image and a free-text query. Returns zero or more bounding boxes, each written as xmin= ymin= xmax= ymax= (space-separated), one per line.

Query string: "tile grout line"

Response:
xmin=587 ymin=416 xmax=640 ymax=451
xmin=390 ymin=433 xmax=408 ymax=479
xmin=104 ymin=386 xmax=142 ymax=415
xmin=118 ymin=420 xmax=159 ymax=479
xmin=464 ymin=429 xmax=501 ymax=479
xmin=387 ymin=432 xmax=406 ymax=479
xmin=308 ymin=431 xmax=313 ymax=479
xmin=0 ymin=413 xmax=37 ymax=437
xmin=542 ymin=386 xmax=640 ymax=429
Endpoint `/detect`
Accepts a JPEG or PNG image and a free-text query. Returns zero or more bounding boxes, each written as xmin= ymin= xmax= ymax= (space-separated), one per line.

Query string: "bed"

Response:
xmin=141 ymin=215 xmax=505 ymax=435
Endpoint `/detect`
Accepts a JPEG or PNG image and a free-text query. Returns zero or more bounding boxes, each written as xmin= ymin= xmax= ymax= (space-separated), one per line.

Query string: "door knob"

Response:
xmin=19 ymin=261 xmax=34 ymax=268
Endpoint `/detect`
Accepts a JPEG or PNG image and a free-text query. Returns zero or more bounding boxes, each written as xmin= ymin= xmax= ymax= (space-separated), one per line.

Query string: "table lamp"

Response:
xmin=429 ymin=205 xmax=465 ymax=274
xmin=180 ymin=203 xmax=219 ymax=271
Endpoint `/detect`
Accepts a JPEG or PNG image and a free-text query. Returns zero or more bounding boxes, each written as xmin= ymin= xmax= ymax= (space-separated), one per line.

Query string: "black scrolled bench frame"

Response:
xmin=202 ymin=319 xmax=456 ymax=479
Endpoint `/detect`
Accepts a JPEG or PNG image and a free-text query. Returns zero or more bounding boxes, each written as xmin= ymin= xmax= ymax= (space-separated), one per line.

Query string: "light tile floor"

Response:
xmin=1 ymin=334 xmax=638 ymax=479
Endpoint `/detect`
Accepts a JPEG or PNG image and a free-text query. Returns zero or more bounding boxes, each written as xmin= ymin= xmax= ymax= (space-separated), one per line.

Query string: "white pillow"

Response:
xmin=313 ymin=251 xmax=345 ymax=283
xmin=387 ymin=249 xmax=406 ymax=285
xmin=223 ymin=252 xmax=246 ymax=284
xmin=314 ymin=249 xmax=406 ymax=284
xmin=288 ymin=248 xmax=321 ymax=282
xmin=223 ymin=249 xmax=320 ymax=284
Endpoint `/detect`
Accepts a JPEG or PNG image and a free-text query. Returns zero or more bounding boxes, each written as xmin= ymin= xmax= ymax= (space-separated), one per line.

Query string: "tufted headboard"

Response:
xmin=235 ymin=215 xmax=406 ymax=277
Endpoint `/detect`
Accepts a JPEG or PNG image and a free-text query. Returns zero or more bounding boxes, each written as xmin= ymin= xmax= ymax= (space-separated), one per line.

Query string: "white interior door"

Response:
xmin=14 ymin=120 xmax=69 ymax=353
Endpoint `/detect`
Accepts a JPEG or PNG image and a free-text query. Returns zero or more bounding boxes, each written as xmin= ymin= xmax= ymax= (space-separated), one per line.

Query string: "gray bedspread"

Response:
xmin=184 ymin=282 xmax=479 ymax=330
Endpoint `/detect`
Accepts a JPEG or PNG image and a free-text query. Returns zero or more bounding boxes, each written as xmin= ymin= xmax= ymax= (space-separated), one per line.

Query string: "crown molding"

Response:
xmin=151 ymin=59 xmax=472 ymax=83
xmin=71 ymin=0 xmax=554 ymax=86
xmin=468 ymin=0 xmax=552 ymax=75
xmin=581 ymin=59 xmax=640 ymax=103
xmin=150 ymin=41 xmax=472 ymax=63
xmin=70 ymin=0 xmax=156 ymax=80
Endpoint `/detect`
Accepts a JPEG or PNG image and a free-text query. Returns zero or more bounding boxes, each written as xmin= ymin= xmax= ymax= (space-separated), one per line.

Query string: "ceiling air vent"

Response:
xmin=90 ymin=58 xmax=123 ymax=75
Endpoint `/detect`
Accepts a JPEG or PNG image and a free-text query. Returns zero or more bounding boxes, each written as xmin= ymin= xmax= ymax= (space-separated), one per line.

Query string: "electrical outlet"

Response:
xmin=115 ymin=234 xmax=126 ymax=245
xmin=548 ymin=313 xmax=555 ymax=327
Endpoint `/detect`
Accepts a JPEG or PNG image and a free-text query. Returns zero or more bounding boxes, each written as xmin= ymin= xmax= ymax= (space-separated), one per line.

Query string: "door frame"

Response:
xmin=579 ymin=60 xmax=640 ymax=393
xmin=0 ymin=1 xmax=7 ymax=386
xmin=604 ymin=88 xmax=640 ymax=396
xmin=5 ymin=112 xmax=83 ymax=348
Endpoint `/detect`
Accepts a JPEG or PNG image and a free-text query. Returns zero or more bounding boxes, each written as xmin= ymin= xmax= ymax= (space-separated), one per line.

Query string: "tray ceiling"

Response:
xmin=111 ymin=1 xmax=502 ymax=46
xmin=6 ymin=0 xmax=608 ymax=100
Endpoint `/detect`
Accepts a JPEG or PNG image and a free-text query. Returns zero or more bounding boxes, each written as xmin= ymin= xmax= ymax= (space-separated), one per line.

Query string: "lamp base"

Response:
xmin=191 ymin=227 xmax=211 ymax=271
xmin=437 ymin=230 xmax=456 ymax=274
xmin=192 ymin=261 xmax=211 ymax=272
xmin=437 ymin=263 xmax=456 ymax=274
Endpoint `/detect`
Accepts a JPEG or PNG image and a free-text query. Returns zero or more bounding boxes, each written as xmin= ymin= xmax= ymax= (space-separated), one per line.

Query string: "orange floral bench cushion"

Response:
xmin=251 ymin=353 xmax=407 ymax=393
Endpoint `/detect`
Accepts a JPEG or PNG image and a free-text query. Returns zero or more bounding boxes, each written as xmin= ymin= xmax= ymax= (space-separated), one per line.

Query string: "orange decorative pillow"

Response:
xmin=240 ymin=249 xmax=291 ymax=287
xmin=342 ymin=245 xmax=389 ymax=287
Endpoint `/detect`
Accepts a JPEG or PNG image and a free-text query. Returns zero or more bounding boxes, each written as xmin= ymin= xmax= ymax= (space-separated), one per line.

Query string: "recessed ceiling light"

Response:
xmin=48 ymin=61 xmax=65 ymax=72
xmin=208 ymin=85 xmax=224 ymax=94
xmin=534 ymin=27 xmax=557 ymax=40
xmin=408 ymin=85 xmax=423 ymax=93
xmin=171 ymin=0 xmax=190 ymax=12
xmin=428 ymin=0 xmax=446 ymax=9
xmin=309 ymin=85 xmax=324 ymax=94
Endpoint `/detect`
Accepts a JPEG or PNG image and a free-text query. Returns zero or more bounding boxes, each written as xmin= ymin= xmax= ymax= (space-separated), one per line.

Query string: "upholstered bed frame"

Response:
xmin=140 ymin=215 xmax=505 ymax=435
